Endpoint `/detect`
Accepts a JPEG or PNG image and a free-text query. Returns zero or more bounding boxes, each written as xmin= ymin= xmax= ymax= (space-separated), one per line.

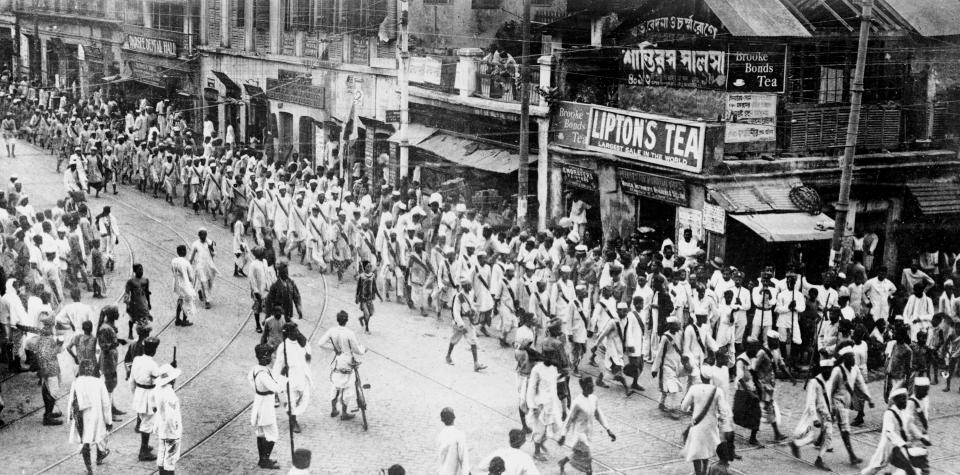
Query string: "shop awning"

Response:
xmin=707 ymin=178 xmax=803 ymax=213
xmin=880 ymin=0 xmax=960 ymax=36
xmin=730 ymin=212 xmax=835 ymax=242
xmin=908 ymin=181 xmax=960 ymax=215
xmin=211 ymin=70 xmax=241 ymax=99
xmin=387 ymin=124 xmax=438 ymax=146
xmin=415 ymin=132 xmax=534 ymax=174
xmin=703 ymin=0 xmax=811 ymax=37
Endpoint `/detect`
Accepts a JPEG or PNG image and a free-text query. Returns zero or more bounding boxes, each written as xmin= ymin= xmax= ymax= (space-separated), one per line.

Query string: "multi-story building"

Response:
xmin=8 ymin=0 xmax=960 ymax=277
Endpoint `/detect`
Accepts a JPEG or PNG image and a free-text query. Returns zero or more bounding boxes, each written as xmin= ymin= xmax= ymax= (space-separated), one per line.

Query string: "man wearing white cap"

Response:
xmin=652 ymin=316 xmax=684 ymax=417
xmin=247 ymin=187 xmax=269 ymax=246
xmin=39 ymin=244 xmax=63 ymax=309
xmin=552 ymin=265 xmax=576 ymax=338
xmin=473 ymin=250 xmax=495 ymax=335
xmin=153 ymin=363 xmax=183 ymax=475
xmin=331 ymin=211 xmax=353 ymax=282
xmin=789 ymin=357 xmax=835 ymax=470
xmin=398 ymin=225 xmax=418 ymax=306
xmin=829 ymin=344 xmax=874 ymax=465
xmin=528 ymin=276 xmax=554 ymax=339
xmin=354 ymin=217 xmax=378 ymax=273
xmin=306 ymin=204 xmax=328 ymax=272
xmin=438 ymin=202 xmax=459 ymax=247
xmin=189 ymin=228 xmax=218 ymax=310
xmin=861 ymin=387 xmax=927 ymax=475
xmin=288 ymin=190 xmax=310 ymax=262
xmin=272 ymin=186 xmax=293 ymax=255
xmin=907 ymin=377 xmax=930 ymax=440
xmin=494 ymin=263 xmax=519 ymax=347
xmin=432 ymin=244 xmax=457 ymax=319
xmin=452 ymin=235 xmax=477 ymax=289
xmin=446 ymin=277 xmax=486 ymax=372
xmin=938 ymin=279 xmax=958 ymax=318
xmin=378 ymin=229 xmax=400 ymax=301
xmin=408 ymin=238 xmax=432 ymax=316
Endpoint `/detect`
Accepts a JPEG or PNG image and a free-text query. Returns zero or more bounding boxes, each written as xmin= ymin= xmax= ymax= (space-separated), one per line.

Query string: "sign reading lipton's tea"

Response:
xmin=586 ymin=105 xmax=706 ymax=173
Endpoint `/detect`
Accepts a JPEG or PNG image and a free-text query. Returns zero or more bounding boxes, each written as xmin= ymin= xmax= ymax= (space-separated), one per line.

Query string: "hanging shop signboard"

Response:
xmin=588 ymin=105 xmax=706 ymax=173
xmin=561 ymin=164 xmax=597 ymax=191
xmin=617 ymin=168 xmax=688 ymax=206
xmin=553 ymin=101 xmax=708 ymax=173
xmin=620 ymin=47 xmax=726 ymax=89
xmin=126 ymin=34 xmax=177 ymax=58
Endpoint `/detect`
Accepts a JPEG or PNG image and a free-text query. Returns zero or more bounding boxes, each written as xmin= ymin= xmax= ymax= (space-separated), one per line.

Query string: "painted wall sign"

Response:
xmin=126 ymin=34 xmax=177 ymax=57
xmin=621 ymin=47 xmax=726 ymax=89
xmin=633 ymin=16 xmax=719 ymax=38
xmin=561 ymin=163 xmax=598 ymax=191
xmin=588 ymin=105 xmax=706 ymax=173
xmin=724 ymin=93 xmax=777 ymax=143
xmin=726 ymin=46 xmax=787 ymax=93
xmin=617 ymin=168 xmax=689 ymax=206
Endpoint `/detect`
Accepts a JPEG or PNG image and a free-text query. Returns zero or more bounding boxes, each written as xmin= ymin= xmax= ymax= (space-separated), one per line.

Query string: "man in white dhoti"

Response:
xmin=526 ymin=347 xmax=563 ymax=461
xmin=129 ymin=337 xmax=161 ymax=462
xmin=68 ymin=360 xmax=113 ymax=474
xmin=273 ymin=322 xmax=312 ymax=433
xmin=316 ymin=310 xmax=366 ymax=421
xmin=861 ymin=387 xmax=928 ymax=475
xmin=250 ymin=343 xmax=284 ymax=469
xmin=189 ymin=228 xmax=218 ymax=309
xmin=171 ymin=245 xmax=198 ymax=326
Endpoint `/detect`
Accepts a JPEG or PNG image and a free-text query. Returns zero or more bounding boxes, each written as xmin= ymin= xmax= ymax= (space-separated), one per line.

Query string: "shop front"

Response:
xmin=549 ymin=100 xmax=719 ymax=247
xmin=121 ymin=25 xmax=199 ymax=129
xmin=708 ymin=178 xmax=835 ymax=277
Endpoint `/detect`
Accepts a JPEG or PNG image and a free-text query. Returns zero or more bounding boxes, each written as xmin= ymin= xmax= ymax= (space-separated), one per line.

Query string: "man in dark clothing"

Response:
xmin=124 ymin=263 xmax=151 ymax=340
xmin=265 ymin=261 xmax=303 ymax=321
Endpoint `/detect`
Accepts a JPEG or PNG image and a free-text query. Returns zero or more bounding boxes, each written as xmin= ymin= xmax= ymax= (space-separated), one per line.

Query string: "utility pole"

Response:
xmin=516 ymin=0 xmax=531 ymax=227
xmin=398 ymin=0 xmax=410 ymax=183
xmin=831 ymin=0 xmax=873 ymax=268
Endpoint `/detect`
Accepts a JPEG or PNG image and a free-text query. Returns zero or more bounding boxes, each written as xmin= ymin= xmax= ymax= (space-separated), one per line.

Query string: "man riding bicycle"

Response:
xmin=317 ymin=310 xmax=367 ymax=420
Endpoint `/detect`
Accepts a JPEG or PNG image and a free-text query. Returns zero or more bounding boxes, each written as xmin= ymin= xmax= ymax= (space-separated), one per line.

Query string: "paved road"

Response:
xmin=2 ymin=142 xmax=960 ymax=474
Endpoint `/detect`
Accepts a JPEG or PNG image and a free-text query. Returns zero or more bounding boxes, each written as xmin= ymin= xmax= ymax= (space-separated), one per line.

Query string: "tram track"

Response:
xmin=32 ymin=176 xmax=267 ymax=473
xmin=150 ymin=271 xmax=330 ymax=472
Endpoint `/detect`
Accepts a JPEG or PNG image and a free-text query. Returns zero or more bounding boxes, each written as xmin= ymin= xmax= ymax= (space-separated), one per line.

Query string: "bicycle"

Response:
xmin=354 ymin=365 xmax=371 ymax=431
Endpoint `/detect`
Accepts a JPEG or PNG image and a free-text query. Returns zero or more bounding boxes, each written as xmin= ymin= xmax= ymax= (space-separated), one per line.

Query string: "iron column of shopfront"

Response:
xmin=516 ymin=0 xmax=531 ymax=227
xmin=831 ymin=0 xmax=874 ymax=267
xmin=398 ymin=0 xmax=410 ymax=180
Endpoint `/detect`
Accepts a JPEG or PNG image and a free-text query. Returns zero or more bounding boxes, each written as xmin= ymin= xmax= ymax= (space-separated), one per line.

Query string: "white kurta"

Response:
xmin=680 ymin=383 xmax=726 ymax=461
xmin=68 ymin=375 xmax=112 ymax=445
xmin=273 ymin=339 xmax=313 ymax=416
xmin=170 ymin=256 xmax=197 ymax=298
xmin=191 ymin=239 xmax=218 ymax=293
xmin=437 ymin=425 xmax=470 ymax=475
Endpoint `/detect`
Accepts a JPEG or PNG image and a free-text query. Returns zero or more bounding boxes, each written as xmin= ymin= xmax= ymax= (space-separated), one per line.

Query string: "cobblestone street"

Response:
xmin=3 ymin=143 xmax=960 ymax=474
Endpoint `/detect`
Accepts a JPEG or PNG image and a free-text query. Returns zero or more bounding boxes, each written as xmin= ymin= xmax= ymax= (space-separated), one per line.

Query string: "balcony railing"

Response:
xmin=15 ymin=0 xmax=118 ymax=20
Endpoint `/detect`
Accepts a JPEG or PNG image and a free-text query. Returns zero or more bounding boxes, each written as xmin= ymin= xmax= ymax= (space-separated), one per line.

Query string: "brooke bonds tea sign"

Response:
xmin=587 ymin=105 xmax=706 ymax=173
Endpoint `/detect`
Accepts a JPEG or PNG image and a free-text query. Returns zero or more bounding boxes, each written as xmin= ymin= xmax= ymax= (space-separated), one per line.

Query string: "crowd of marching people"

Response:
xmin=0 ymin=71 xmax=951 ymax=475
